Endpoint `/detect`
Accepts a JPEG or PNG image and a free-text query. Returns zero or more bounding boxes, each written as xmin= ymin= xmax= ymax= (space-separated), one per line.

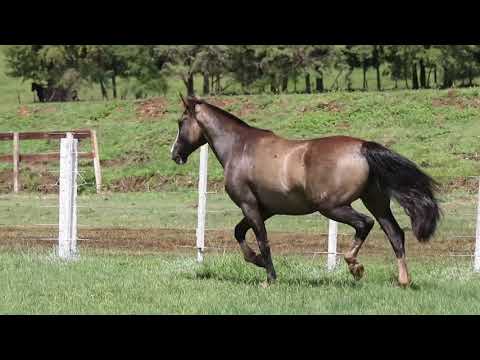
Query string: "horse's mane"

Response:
xmin=187 ymin=96 xmax=271 ymax=133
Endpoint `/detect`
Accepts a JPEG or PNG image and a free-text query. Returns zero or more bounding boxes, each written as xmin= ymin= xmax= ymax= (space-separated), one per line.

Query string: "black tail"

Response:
xmin=361 ymin=141 xmax=441 ymax=242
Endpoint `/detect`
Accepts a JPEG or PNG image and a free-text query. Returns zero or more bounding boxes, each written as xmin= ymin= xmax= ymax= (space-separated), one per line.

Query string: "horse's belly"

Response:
xmin=255 ymin=187 xmax=315 ymax=215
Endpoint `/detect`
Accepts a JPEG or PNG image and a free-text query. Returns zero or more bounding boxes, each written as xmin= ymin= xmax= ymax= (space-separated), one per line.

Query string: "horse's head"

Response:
xmin=170 ymin=94 xmax=207 ymax=165
xmin=31 ymin=82 xmax=39 ymax=91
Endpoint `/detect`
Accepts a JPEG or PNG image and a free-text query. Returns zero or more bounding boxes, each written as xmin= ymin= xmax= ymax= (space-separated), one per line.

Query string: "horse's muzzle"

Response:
xmin=172 ymin=153 xmax=187 ymax=165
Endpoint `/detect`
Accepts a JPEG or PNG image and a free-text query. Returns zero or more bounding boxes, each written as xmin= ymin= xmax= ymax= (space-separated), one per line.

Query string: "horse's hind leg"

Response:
xmin=319 ymin=206 xmax=374 ymax=280
xmin=361 ymin=188 xmax=410 ymax=287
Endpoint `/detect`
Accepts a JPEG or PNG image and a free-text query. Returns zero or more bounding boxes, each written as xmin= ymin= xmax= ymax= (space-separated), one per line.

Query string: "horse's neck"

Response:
xmin=199 ymin=111 xmax=245 ymax=168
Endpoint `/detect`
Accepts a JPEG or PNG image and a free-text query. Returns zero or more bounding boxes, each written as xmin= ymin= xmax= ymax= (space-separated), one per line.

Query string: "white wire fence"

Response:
xmin=0 ymin=137 xmax=479 ymax=270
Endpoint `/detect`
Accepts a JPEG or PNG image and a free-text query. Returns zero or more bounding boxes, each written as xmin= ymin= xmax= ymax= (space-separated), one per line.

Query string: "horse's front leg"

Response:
xmin=234 ymin=217 xmax=266 ymax=268
xmin=239 ymin=202 xmax=276 ymax=285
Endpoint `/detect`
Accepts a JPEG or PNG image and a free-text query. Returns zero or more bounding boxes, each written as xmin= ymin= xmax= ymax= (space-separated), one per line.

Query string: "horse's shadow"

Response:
xmin=182 ymin=267 xmax=422 ymax=290
xmin=184 ymin=270 xmax=361 ymax=289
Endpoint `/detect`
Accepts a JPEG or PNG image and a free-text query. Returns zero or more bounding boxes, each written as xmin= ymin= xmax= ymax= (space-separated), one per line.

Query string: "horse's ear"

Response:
xmin=179 ymin=93 xmax=188 ymax=109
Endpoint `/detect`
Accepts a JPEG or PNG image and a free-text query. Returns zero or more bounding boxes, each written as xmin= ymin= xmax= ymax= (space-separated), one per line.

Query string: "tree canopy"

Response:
xmin=5 ymin=45 xmax=480 ymax=99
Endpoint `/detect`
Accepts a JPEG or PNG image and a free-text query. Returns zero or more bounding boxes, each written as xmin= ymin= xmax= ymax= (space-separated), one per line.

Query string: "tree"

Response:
xmin=80 ymin=46 xmax=129 ymax=99
xmin=5 ymin=45 xmax=85 ymax=97
xmin=225 ymin=45 xmax=260 ymax=94
xmin=434 ymin=45 xmax=480 ymax=88
xmin=253 ymin=46 xmax=296 ymax=94
xmin=154 ymin=45 xmax=206 ymax=96
xmin=194 ymin=46 xmax=229 ymax=95
xmin=289 ymin=45 xmax=333 ymax=93
xmin=383 ymin=46 xmax=421 ymax=89
xmin=114 ymin=45 xmax=168 ymax=99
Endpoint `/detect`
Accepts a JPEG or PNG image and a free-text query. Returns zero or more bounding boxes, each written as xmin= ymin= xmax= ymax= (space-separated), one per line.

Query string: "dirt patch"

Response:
xmin=335 ymin=121 xmax=351 ymax=130
xmin=299 ymin=100 xmax=344 ymax=114
xmin=205 ymin=97 xmax=258 ymax=117
xmin=0 ymin=226 xmax=474 ymax=257
xmin=108 ymin=174 xmax=225 ymax=192
xmin=432 ymin=89 xmax=480 ymax=109
xmin=453 ymin=151 xmax=480 ymax=162
xmin=17 ymin=106 xmax=32 ymax=117
xmin=101 ymin=150 xmax=151 ymax=167
xmin=317 ymin=100 xmax=343 ymax=113
xmin=441 ymin=177 xmax=479 ymax=194
xmin=205 ymin=97 xmax=238 ymax=109
xmin=135 ymin=97 xmax=168 ymax=119
xmin=0 ymin=168 xmax=59 ymax=194
xmin=17 ymin=105 xmax=57 ymax=117
xmin=237 ymin=101 xmax=258 ymax=116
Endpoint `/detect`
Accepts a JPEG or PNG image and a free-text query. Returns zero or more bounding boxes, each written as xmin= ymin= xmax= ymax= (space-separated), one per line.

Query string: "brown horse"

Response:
xmin=171 ymin=95 xmax=441 ymax=287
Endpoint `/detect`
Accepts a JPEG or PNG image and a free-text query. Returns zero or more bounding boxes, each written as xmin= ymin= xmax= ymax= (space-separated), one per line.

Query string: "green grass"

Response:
xmin=0 ymin=46 xmax=479 ymax=193
xmin=0 ymin=249 xmax=478 ymax=314
xmin=0 ymin=89 xmax=479 ymax=193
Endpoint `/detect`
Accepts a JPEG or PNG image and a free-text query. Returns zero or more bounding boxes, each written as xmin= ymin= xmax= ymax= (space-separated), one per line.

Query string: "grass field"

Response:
xmin=1 ymin=46 xmax=479 ymax=315
xmin=1 ymin=89 xmax=479 ymax=193
xmin=0 ymin=249 xmax=479 ymax=314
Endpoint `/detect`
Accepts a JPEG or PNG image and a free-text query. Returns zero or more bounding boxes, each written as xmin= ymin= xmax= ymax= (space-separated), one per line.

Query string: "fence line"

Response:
xmin=0 ymin=137 xmax=479 ymax=270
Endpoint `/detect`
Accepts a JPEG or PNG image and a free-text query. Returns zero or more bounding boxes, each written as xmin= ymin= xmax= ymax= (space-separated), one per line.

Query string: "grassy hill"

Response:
xmin=0 ymin=47 xmax=479 ymax=194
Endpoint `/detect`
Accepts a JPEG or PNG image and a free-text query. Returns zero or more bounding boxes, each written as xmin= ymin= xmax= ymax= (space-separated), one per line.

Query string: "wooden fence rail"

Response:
xmin=0 ymin=129 xmax=101 ymax=193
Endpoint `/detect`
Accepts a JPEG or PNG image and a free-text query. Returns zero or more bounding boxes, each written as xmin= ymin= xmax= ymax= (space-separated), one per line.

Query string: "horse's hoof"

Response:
xmin=398 ymin=278 xmax=411 ymax=288
xmin=349 ymin=263 xmax=365 ymax=281
xmin=260 ymin=281 xmax=270 ymax=289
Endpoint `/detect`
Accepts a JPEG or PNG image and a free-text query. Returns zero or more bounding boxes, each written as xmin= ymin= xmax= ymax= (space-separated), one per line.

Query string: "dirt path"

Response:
xmin=0 ymin=226 xmax=474 ymax=257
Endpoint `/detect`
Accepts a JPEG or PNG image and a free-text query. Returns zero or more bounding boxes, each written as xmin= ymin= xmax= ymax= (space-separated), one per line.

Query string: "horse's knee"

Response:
xmin=234 ymin=221 xmax=248 ymax=243
xmin=365 ymin=217 xmax=374 ymax=233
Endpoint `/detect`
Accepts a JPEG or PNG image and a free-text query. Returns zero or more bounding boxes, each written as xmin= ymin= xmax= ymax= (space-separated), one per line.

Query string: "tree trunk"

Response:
xmin=373 ymin=45 xmax=381 ymax=91
xmin=315 ymin=75 xmax=324 ymax=93
xmin=270 ymin=75 xmax=278 ymax=94
xmin=187 ymin=74 xmax=195 ymax=96
xmin=442 ymin=66 xmax=453 ymax=88
xmin=346 ymin=68 xmax=353 ymax=91
xmin=404 ymin=65 xmax=410 ymax=89
xmin=427 ymin=68 xmax=432 ymax=88
xmin=203 ymin=72 xmax=210 ymax=95
xmin=305 ymin=73 xmax=311 ymax=93
xmin=293 ymin=73 xmax=297 ymax=93
xmin=419 ymin=60 xmax=426 ymax=88
xmin=375 ymin=64 xmax=381 ymax=91
xmin=412 ymin=63 xmax=419 ymax=89
xmin=112 ymin=74 xmax=117 ymax=99
xmin=281 ymin=75 xmax=288 ymax=93
xmin=362 ymin=63 xmax=368 ymax=90
xmin=216 ymin=74 xmax=221 ymax=93
xmin=100 ymin=79 xmax=108 ymax=100
xmin=468 ymin=67 xmax=473 ymax=86
xmin=433 ymin=65 xmax=437 ymax=86
xmin=331 ymin=70 xmax=343 ymax=91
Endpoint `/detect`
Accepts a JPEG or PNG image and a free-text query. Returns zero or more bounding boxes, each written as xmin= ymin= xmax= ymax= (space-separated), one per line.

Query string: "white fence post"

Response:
xmin=327 ymin=219 xmax=338 ymax=271
xmin=58 ymin=133 xmax=78 ymax=260
xmin=474 ymin=177 xmax=480 ymax=272
xmin=196 ymin=144 xmax=209 ymax=263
